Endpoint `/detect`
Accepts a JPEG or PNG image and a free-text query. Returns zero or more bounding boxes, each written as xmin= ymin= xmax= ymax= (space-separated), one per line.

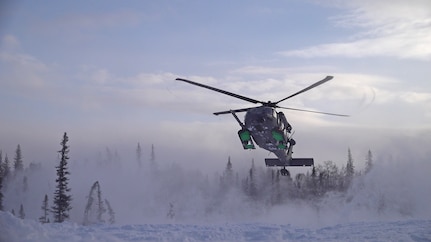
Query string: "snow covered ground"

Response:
xmin=1 ymin=211 xmax=430 ymax=242
xmin=2 ymin=144 xmax=431 ymax=241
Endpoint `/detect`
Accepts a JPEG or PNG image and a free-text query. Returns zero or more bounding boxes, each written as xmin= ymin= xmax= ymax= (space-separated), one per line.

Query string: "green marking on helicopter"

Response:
xmin=238 ymin=129 xmax=255 ymax=149
xmin=272 ymin=130 xmax=287 ymax=149
xmin=239 ymin=129 xmax=251 ymax=142
xmin=272 ymin=130 xmax=284 ymax=141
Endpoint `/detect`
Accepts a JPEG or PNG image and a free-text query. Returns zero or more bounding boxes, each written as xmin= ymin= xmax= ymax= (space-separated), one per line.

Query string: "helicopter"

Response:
xmin=176 ymin=76 xmax=348 ymax=176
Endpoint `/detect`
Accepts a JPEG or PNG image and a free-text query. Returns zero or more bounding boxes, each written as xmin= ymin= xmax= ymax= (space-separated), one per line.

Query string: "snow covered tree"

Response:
xmin=316 ymin=160 xmax=341 ymax=193
xmin=346 ymin=148 xmax=355 ymax=177
xmin=39 ymin=194 xmax=50 ymax=223
xmin=248 ymin=160 xmax=258 ymax=199
xmin=221 ymin=156 xmax=234 ymax=189
xmin=105 ymin=147 xmax=113 ymax=165
xmin=0 ymin=152 xmax=3 ymax=211
xmin=22 ymin=176 xmax=28 ymax=192
xmin=104 ymin=199 xmax=115 ymax=224
xmin=19 ymin=204 xmax=25 ymax=219
xmin=166 ymin=202 xmax=175 ymax=219
xmin=270 ymin=169 xmax=282 ymax=205
xmin=365 ymin=149 xmax=373 ymax=174
xmin=307 ymin=165 xmax=319 ymax=198
xmin=136 ymin=142 xmax=142 ymax=168
xmin=0 ymin=180 xmax=3 ymax=211
xmin=2 ymin=154 xmax=10 ymax=180
xmin=150 ymin=144 xmax=156 ymax=169
xmin=344 ymin=148 xmax=355 ymax=188
xmin=52 ymin=132 xmax=72 ymax=223
xmin=0 ymin=152 xmax=10 ymax=204
xmin=83 ymin=181 xmax=106 ymax=225
xmin=13 ymin=144 xmax=24 ymax=174
xmin=96 ymin=183 xmax=105 ymax=223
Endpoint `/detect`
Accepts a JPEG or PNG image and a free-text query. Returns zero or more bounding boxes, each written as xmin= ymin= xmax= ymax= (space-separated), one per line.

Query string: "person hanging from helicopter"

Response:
xmin=277 ymin=112 xmax=292 ymax=133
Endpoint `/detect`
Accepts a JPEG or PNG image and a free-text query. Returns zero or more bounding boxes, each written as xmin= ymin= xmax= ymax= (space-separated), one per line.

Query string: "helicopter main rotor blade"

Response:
xmin=213 ymin=107 xmax=252 ymax=116
xmin=275 ymin=76 xmax=334 ymax=104
xmin=277 ymin=106 xmax=349 ymax=117
xmin=176 ymin=78 xmax=262 ymax=104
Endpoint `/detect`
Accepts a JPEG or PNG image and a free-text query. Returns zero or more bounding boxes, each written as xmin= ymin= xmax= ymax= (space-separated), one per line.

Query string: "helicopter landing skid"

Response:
xmin=265 ymin=158 xmax=314 ymax=176
xmin=265 ymin=158 xmax=314 ymax=167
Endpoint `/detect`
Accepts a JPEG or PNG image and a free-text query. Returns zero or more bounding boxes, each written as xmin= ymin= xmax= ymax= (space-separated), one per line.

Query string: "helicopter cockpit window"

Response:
xmin=262 ymin=108 xmax=273 ymax=117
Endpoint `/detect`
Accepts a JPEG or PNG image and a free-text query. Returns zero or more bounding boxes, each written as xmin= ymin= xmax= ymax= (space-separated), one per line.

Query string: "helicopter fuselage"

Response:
xmin=243 ymin=106 xmax=293 ymax=163
xmin=175 ymin=76 xmax=345 ymax=173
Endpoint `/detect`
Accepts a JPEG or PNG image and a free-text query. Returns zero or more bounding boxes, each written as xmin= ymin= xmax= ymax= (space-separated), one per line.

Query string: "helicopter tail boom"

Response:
xmin=265 ymin=158 xmax=314 ymax=167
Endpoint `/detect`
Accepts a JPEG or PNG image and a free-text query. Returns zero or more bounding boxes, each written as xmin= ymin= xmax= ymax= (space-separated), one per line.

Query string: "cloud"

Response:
xmin=0 ymin=35 xmax=51 ymax=91
xmin=281 ymin=0 xmax=431 ymax=60
xmin=28 ymin=9 xmax=146 ymax=45
xmin=401 ymin=92 xmax=431 ymax=104
xmin=330 ymin=0 xmax=431 ymax=28
xmin=1 ymin=37 xmax=428 ymax=131
xmin=45 ymin=10 xmax=143 ymax=31
xmin=1 ymin=34 xmax=20 ymax=49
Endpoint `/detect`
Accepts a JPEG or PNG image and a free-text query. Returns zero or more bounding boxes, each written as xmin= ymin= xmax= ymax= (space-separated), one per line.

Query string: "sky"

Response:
xmin=1 ymin=0 xmax=430 ymax=171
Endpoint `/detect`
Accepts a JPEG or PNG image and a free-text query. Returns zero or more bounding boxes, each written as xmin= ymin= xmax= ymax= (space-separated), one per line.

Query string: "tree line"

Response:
xmin=0 ymin=132 xmax=374 ymax=223
xmin=0 ymin=132 xmax=116 ymax=225
xmin=217 ymin=148 xmax=373 ymax=207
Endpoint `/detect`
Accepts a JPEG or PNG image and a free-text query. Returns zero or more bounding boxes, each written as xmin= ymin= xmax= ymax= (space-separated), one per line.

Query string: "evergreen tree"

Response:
xmin=248 ymin=159 xmax=258 ymax=199
xmin=136 ymin=142 xmax=142 ymax=168
xmin=0 ymin=179 xmax=3 ymax=212
xmin=365 ymin=149 xmax=373 ymax=174
xmin=52 ymin=132 xmax=72 ymax=223
xmin=96 ymin=182 xmax=105 ymax=223
xmin=308 ymin=166 xmax=319 ymax=197
xmin=242 ymin=177 xmax=249 ymax=196
xmin=271 ymin=169 xmax=282 ymax=205
xmin=150 ymin=144 xmax=156 ymax=168
xmin=2 ymin=154 xmax=10 ymax=179
xmin=14 ymin=144 xmax=24 ymax=173
xmin=22 ymin=176 xmax=28 ymax=192
xmin=317 ymin=160 xmax=341 ymax=192
xmin=345 ymin=148 xmax=355 ymax=187
xmin=39 ymin=194 xmax=50 ymax=223
xmin=104 ymin=199 xmax=115 ymax=224
xmin=105 ymin=147 xmax=113 ymax=165
xmin=222 ymin=156 xmax=234 ymax=188
xmin=225 ymin=156 xmax=233 ymax=177
xmin=19 ymin=204 xmax=25 ymax=219
xmin=0 ymin=151 xmax=3 ymax=211
xmin=83 ymin=181 xmax=106 ymax=225
xmin=166 ymin=202 xmax=175 ymax=219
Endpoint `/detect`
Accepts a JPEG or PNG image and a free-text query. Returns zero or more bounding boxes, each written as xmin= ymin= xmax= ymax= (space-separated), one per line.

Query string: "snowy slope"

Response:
xmin=1 ymin=212 xmax=430 ymax=242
